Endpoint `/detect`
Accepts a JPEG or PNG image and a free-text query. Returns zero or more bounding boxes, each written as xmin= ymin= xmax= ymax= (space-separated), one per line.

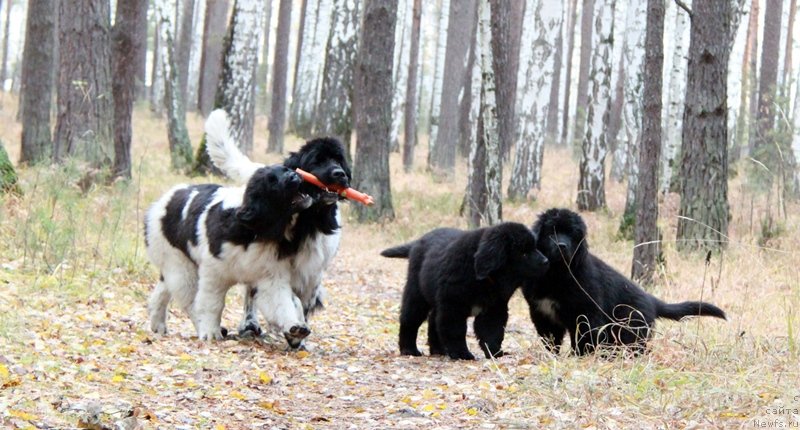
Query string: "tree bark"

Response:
xmin=561 ymin=0 xmax=580 ymax=145
xmin=0 ymin=141 xmax=20 ymax=194
xmin=489 ymin=0 xmax=523 ymax=159
xmin=53 ymin=0 xmax=114 ymax=169
xmin=290 ymin=0 xmax=332 ymax=137
xmin=389 ymin=0 xmax=411 ymax=152
xmin=402 ymin=0 xmax=422 ymax=171
xmin=150 ymin=16 xmax=164 ymax=115
xmin=677 ymin=0 xmax=732 ymax=253
xmin=631 ymin=0 xmax=664 ymax=284
xmin=457 ymin=6 xmax=480 ymax=160
xmin=267 ymin=0 xmax=292 ymax=153
xmin=176 ymin=0 xmax=196 ymax=106
xmin=507 ymin=0 xmax=563 ymax=201
xmin=753 ymin=0 xmax=782 ymax=180
xmin=0 ymin=0 xmax=12 ymax=88
xmin=353 ymin=0 xmax=397 ymax=223
xmin=20 ymin=0 xmax=57 ymax=164
xmin=545 ymin=7 xmax=564 ymax=144
xmin=745 ymin=0 xmax=761 ymax=156
xmin=576 ymin=0 xmax=615 ymax=211
xmin=573 ymin=0 xmax=594 ymax=147
xmin=427 ymin=0 xmax=450 ymax=150
xmin=198 ymin=0 xmax=230 ymax=116
xmin=429 ymin=0 xmax=477 ymax=177
xmin=608 ymin=48 xmax=626 ymax=182
xmin=111 ymin=0 xmax=148 ymax=179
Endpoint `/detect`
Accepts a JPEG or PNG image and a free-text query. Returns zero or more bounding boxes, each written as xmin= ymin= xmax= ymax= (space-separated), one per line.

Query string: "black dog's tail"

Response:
xmin=655 ymin=300 xmax=727 ymax=321
xmin=380 ymin=243 xmax=414 ymax=259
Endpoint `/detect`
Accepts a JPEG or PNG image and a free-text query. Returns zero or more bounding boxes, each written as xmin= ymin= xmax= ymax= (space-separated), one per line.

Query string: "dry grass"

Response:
xmin=0 ymin=96 xmax=798 ymax=429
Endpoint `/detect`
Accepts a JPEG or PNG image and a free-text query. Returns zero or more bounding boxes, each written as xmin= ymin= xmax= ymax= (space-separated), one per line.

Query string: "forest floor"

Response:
xmin=1 ymin=100 xmax=799 ymax=429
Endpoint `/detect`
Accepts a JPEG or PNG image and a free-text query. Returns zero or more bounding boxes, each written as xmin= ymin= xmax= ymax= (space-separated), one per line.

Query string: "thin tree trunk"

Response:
xmin=176 ymin=0 xmax=196 ymax=106
xmin=561 ymin=0 xmax=579 ymax=146
xmin=198 ymin=0 xmax=230 ymax=116
xmin=257 ymin=0 xmax=273 ymax=114
xmin=573 ymin=0 xmax=594 ymax=147
xmin=783 ymin=0 xmax=796 ymax=88
xmin=267 ymin=0 xmax=292 ymax=153
xmin=402 ymin=0 xmax=422 ymax=171
xmin=746 ymin=0 xmax=761 ymax=155
xmin=631 ymin=0 xmax=664 ymax=284
xmin=576 ymin=0 xmax=615 ymax=211
xmin=677 ymin=0 xmax=732 ymax=253
xmin=457 ymin=7 xmax=479 ymax=160
xmin=290 ymin=0 xmax=332 ymax=137
xmin=609 ymin=48 xmax=626 ymax=182
xmin=291 ymin=0 xmax=309 ymax=97
xmin=545 ymin=9 xmax=564 ymax=144
xmin=390 ymin=0 xmax=411 ymax=152
xmin=20 ymin=0 xmax=57 ymax=164
xmin=490 ymin=0 xmax=524 ymax=159
xmin=150 ymin=16 xmax=164 ymax=114
xmin=428 ymin=0 xmax=450 ymax=150
xmin=753 ymin=0 xmax=782 ymax=178
xmin=352 ymin=0 xmax=397 ymax=222
xmin=0 ymin=0 xmax=12 ymax=88
xmin=112 ymin=0 xmax=148 ymax=179
xmin=53 ymin=0 xmax=114 ymax=169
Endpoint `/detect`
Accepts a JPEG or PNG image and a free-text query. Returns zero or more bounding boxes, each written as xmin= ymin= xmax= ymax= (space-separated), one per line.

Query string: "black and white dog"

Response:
xmin=382 ymin=223 xmax=550 ymax=360
xmin=204 ymin=110 xmax=350 ymax=342
xmin=145 ymin=164 xmax=315 ymax=346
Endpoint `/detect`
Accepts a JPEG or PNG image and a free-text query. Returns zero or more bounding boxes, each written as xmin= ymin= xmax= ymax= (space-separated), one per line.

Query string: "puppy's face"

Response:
xmin=285 ymin=138 xmax=351 ymax=204
xmin=238 ymin=165 xmax=312 ymax=228
xmin=474 ymin=223 xmax=549 ymax=280
xmin=532 ymin=208 xmax=588 ymax=267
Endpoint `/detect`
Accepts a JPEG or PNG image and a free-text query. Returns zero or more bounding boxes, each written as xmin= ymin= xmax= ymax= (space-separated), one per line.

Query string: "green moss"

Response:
xmin=0 ymin=142 xmax=21 ymax=195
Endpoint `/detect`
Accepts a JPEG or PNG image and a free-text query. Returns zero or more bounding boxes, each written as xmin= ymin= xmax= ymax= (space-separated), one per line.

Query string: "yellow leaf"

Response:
xmin=296 ymin=350 xmax=310 ymax=359
xmin=179 ymin=353 xmax=192 ymax=361
xmin=0 ymin=364 xmax=9 ymax=379
xmin=508 ymin=385 xmax=519 ymax=393
xmin=422 ymin=404 xmax=434 ymax=412
xmin=8 ymin=410 xmax=37 ymax=421
xmin=422 ymin=389 xmax=435 ymax=399
xmin=230 ymin=391 xmax=246 ymax=400
xmin=466 ymin=408 xmax=478 ymax=416
xmin=215 ymin=425 xmax=226 ymax=430
xmin=118 ymin=345 xmax=136 ymax=354
xmin=259 ymin=372 xmax=272 ymax=384
xmin=719 ymin=411 xmax=748 ymax=418
xmin=258 ymin=401 xmax=274 ymax=410
xmin=437 ymin=403 xmax=447 ymax=410
xmin=112 ymin=374 xmax=125 ymax=383
xmin=400 ymin=396 xmax=412 ymax=404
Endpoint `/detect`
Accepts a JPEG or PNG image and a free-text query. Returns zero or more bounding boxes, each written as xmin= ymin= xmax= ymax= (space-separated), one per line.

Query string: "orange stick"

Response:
xmin=295 ymin=168 xmax=375 ymax=206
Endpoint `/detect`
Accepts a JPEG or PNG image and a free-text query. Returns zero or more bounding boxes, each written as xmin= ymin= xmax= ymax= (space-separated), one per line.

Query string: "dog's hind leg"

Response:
xmin=398 ymin=289 xmax=429 ymax=356
xmin=474 ymin=306 xmax=509 ymax=358
xmin=427 ymin=309 xmax=445 ymax=356
xmin=148 ymin=276 xmax=171 ymax=334
xmin=253 ymin=276 xmax=309 ymax=349
xmin=237 ymin=284 xmax=263 ymax=338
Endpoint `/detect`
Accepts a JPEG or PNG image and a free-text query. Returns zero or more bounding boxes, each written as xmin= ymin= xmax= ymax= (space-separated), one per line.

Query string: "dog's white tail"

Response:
xmin=204 ymin=109 xmax=263 ymax=182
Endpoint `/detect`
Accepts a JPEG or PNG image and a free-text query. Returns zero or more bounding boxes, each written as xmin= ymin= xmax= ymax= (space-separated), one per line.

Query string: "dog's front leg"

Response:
xmin=237 ymin=284 xmax=263 ymax=337
xmin=474 ymin=305 xmax=509 ymax=358
xmin=193 ymin=273 xmax=229 ymax=341
xmin=254 ymin=272 xmax=310 ymax=349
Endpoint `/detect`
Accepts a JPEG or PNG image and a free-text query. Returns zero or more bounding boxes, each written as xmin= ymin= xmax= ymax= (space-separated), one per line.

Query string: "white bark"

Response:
xmin=186 ymin=0 xmax=205 ymax=111
xmin=660 ymin=0 xmax=691 ymax=193
xmin=390 ymin=0 xmax=413 ymax=150
xmin=776 ymin=0 xmax=790 ymax=89
xmin=728 ymin=0 xmax=751 ymax=147
xmin=507 ymin=1 xmax=563 ymax=200
xmin=621 ymin=0 xmax=647 ymax=216
xmin=429 ymin=0 xmax=450 ymax=154
xmin=576 ymin=0 xmax=615 ymax=211
xmin=480 ymin=0 xmax=501 ymax=226
xmin=291 ymin=0 xmax=332 ymax=134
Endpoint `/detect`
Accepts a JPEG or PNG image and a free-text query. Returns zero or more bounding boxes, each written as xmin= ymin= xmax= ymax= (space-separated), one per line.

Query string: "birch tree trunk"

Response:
xmin=660 ymin=1 xmax=691 ymax=194
xmin=0 ymin=0 xmax=11 ymax=88
xmin=490 ymin=0 xmax=524 ymax=158
xmin=618 ymin=0 xmax=646 ymax=234
xmin=185 ymin=0 xmax=205 ymax=111
xmin=150 ymin=17 xmax=165 ymax=115
xmin=352 ymin=0 xmax=396 ymax=222
xmin=390 ymin=0 xmax=412 ymax=152
xmin=677 ymin=0 xmax=732 ymax=253
xmin=608 ymin=48 xmax=626 ymax=182
xmin=573 ymin=0 xmax=594 ymax=147
xmin=576 ymin=0 xmax=615 ymax=211
xmin=402 ymin=0 xmax=422 ymax=171
xmin=176 ymin=0 xmax=196 ymax=106
xmin=792 ymin=60 xmax=800 ymax=191
xmin=267 ymin=0 xmax=292 ymax=153
xmin=429 ymin=0 xmax=477 ymax=177
xmin=457 ymin=10 xmax=480 ymax=159
xmin=631 ymin=0 xmax=664 ymax=284
xmin=561 ymin=0 xmax=579 ymax=146
xmin=747 ymin=0 xmax=761 ymax=155
xmin=507 ymin=0 xmax=563 ymax=201
xmin=290 ymin=0 xmax=332 ymax=137
xmin=20 ymin=0 xmax=56 ymax=164
xmin=198 ymin=0 xmax=230 ymax=116
xmin=156 ymin=0 xmax=193 ymax=170
xmin=428 ymin=0 xmax=450 ymax=154
xmin=464 ymin=0 xmax=501 ymax=228
xmin=545 ymin=6 xmax=564 ymax=143
xmin=314 ymin=0 xmax=360 ymax=157
xmin=728 ymin=0 xmax=751 ymax=164
xmin=735 ymin=0 xmax=759 ymax=162
xmin=53 ymin=0 xmax=114 ymax=169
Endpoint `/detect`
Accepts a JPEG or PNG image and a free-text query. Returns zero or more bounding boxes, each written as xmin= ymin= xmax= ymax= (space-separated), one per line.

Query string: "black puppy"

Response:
xmin=382 ymin=222 xmax=549 ymax=360
xmin=522 ymin=208 xmax=726 ymax=356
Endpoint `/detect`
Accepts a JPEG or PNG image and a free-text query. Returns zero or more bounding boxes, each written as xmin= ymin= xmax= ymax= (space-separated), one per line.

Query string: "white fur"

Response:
xmin=145 ymin=185 xmax=306 ymax=341
xmin=535 ymin=298 xmax=561 ymax=323
xmin=205 ymin=109 xmax=262 ymax=183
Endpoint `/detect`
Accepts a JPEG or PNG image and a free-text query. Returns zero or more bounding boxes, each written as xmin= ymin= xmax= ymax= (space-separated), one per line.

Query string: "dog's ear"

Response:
xmin=474 ymin=228 xmax=508 ymax=280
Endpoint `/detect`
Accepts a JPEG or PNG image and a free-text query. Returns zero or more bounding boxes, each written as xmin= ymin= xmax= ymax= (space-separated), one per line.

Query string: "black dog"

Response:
xmin=382 ymin=222 xmax=549 ymax=360
xmin=522 ymin=208 xmax=726 ymax=356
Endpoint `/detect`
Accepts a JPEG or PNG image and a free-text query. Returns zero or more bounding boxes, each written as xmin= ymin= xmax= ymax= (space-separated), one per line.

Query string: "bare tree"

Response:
xmin=661 ymin=1 xmax=691 ymax=193
xmin=429 ymin=0 xmax=478 ymax=177
xmin=390 ymin=0 xmax=412 ymax=152
xmin=256 ymin=0 xmax=272 ymax=113
xmin=53 ymin=0 xmax=114 ymax=168
xmin=267 ymin=0 xmax=292 ymax=153
xmin=111 ymin=0 xmax=148 ymax=179
xmin=402 ymin=0 xmax=422 ymax=171
xmin=753 ymin=0 xmax=782 ymax=180
xmin=631 ymin=0 xmax=664 ymax=284
xmin=490 ymin=0 xmax=524 ymax=158
xmin=150 ymin=15 xmax=165 ymax=115
xmin=545 ymin=4 xmax=565 ymax=143
xmin=507 ymin=1 xmax=563 ymax=201
xmin=428 ymin=0 xmax=450 ymax=147
xmin=677 ymin=0 xmax=733 ymax=252
xmin=561 ymin=0 xmax=580 ymax=145
xmin=573 ymin=0 xmax=594 ymax=146
xmin=20 ymin=0 xmax=56 ymax=164
xmin=352 ymin=0 xmax=397 ymax=222
xmin=0 ymin=0 xmax=12 ymax=89
xmin=198 ymin=0 xmax=230 ymax=116
xmin=176 ymin=0 xmax=196 ymax=105
xmin=576 ymin=0 xmax=615 ymax=211
xmin=290 ymin=0 xmax=332 ymax=137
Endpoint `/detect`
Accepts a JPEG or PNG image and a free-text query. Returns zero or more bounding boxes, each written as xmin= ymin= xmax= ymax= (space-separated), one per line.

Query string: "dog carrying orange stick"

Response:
xmin=295 ymin=168 xmax=375 ymax=206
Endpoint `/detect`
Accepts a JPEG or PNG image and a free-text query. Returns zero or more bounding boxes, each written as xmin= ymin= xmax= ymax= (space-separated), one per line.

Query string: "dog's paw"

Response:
xmin=238 ymin=321 xmax=263 ymax=338
xmin=400 ymin=347 xmax=423 ymax=357
xmin=429 ymin=347 xmax=445 ymax=356
xmin=150 ymin=321 xmax=167 ymax=335
xmin=197 ymin=328 xmax=225 ymax=341
xmin=284 ymin=325 xmax=311 ymax=349
xmin=448 ymin=350 xmax=476 ymax=361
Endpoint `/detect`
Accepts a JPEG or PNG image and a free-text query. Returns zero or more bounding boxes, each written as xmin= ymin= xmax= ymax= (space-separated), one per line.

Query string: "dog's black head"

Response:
xmin=474 ymin=222 xmax=549 ymax=281
xmin=532 ymin=208 xmax=588 ymax=268
xmin=284 ymin=137 xmax=351 ymax=205
xmin=236 ymin=165 xmax=312 ymax=236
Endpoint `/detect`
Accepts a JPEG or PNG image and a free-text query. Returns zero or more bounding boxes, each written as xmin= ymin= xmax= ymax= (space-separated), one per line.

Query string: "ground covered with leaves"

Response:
xmin=1 ymin=107 xmax=798 ymax=429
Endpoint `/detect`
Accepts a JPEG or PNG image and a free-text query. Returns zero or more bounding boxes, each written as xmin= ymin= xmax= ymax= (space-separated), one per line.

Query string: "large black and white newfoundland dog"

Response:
xmin=145 ymin=164 xmax=315 ymax=346
xmin=522 ymin=208 xmax=727 ymax=356
xmin=203 ymin=110 xmax=351 ymax=342
xmin=381 ymin=223 xmax=550 ymax=360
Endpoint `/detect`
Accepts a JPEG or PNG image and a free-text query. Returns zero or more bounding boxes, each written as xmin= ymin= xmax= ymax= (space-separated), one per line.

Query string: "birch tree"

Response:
xmin=490 ymin=0 xmax=524 ymax=158
xmin=507 ymin=1 xmax=562 ymax=201
xmin=403 ymin=0 xmax=423 ymax=171
xmin=561 ymin=0 xmax=579 ymax=146
xmin=389 ymin=0 xmax=412 ymax=152
xmin=150 ymin=15 xmax=165 ymax=115
xmin=198 ymin=0 xmax=231 ymax=116
xmin=290 ymin=0 xmax=332 ymax=137
xmin=576 ymin=0 xmax=615 ymax=211
xmin=661 ymin=1 xmax=691 ymax=194
xmin=464 ymin=0 xmax=501 ymax=227
xmin=256 ymin=0 xmax=272 ymax=113
xmin=314 ymin=0 xmax=360 ymax=153
xmin=573 ymin=0 xmax=595 ymax=147
xmin=428 ymin=0 xmax=450 ymax=153
xmin=267 ymin=0 xmax=292 ymax=153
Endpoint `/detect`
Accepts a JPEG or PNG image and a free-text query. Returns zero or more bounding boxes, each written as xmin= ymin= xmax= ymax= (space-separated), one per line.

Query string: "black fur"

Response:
xmin=382 ymin=223 xmax=550 ymax=360
xmin=522 ymin=208 xmax=726 ymax=356
xmin=161 ymin=184 xmax=219 ymax=262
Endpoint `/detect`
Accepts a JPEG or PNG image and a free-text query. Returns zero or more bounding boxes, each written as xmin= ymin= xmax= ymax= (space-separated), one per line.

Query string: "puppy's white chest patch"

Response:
xmin=535 ymin=298 xmax=560 ymax=323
